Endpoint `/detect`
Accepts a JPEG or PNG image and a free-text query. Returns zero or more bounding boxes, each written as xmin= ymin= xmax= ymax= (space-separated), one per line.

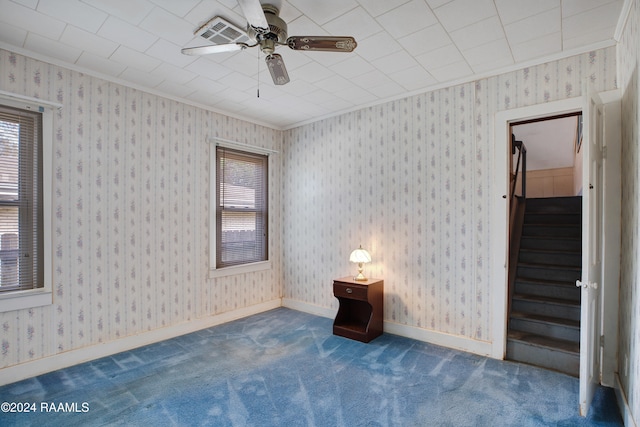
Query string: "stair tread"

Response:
xmin=521 ymin=235 xmax=581 ymax=241
xmin=519 ymin=247 xmax=581 ymax=255
xmin=510 ymin=311 xmax=580 ymax=328
xmin=508 ymin=330 xmax=579 ymax=354
xmin=515 ymin=276 xmax=580 ymax=287
xmin=517 ymin=261 xmax=581 ymax=271
xmin=512 ymin=293 xmax=581 ymax=307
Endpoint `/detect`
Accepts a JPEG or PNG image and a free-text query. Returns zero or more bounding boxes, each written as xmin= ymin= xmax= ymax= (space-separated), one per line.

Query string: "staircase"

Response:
xmin=507 ymin=196 xmax=582 ymax=377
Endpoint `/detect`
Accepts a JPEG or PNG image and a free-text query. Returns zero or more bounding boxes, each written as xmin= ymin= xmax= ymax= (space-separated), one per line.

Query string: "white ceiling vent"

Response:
xmin=195 ymin=16 xmax=250 ymax=45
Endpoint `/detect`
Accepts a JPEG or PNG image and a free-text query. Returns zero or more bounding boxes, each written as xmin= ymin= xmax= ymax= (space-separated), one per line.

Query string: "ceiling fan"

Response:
xmin=181 ymin=0 xmax=357 ymax=85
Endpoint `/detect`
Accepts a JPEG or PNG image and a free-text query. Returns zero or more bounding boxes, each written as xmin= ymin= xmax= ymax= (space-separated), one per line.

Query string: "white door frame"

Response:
xmin=492 ymin=97 xmax=583 ymax=360
xmin=491 ymin=89 xmax=622 ymax=387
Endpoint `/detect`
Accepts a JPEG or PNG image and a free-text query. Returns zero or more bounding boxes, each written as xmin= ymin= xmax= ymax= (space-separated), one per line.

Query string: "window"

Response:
xmin=215 ymin=146 xmax=268 ymax=269
xmin=0 ymin=104 xmax=43 ymax=294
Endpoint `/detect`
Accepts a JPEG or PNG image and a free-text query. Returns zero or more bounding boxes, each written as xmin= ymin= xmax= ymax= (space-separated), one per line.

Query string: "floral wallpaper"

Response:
xmin=0 ymin=48 xmax=282 ymax=369
xmin=283 ymin=45 xmax=617 ymax=343
xmin=618 ymin=0 xmax=640 ymax=422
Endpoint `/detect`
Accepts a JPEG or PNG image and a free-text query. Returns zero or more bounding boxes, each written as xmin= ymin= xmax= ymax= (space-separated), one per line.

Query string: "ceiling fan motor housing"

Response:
xmin=246 ymin=5 xmax=287 ymax=54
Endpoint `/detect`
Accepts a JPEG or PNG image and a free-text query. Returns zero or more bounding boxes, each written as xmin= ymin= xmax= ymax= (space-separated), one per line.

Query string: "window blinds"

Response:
xmin=216 ymin=147 xmax=268 ymax=268
xmin=0 ymin=105 xmax=43 ymax=292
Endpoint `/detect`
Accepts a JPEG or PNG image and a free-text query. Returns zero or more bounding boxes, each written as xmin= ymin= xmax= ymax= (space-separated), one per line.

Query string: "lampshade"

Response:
xmin=349 ymin=246 xmax=371 ymax=264
xmin=349 ymin=245 xmax=371 ymax=281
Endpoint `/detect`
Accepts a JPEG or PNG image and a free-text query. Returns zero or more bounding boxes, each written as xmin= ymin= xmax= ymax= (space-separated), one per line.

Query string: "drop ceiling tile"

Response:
xmin=146 ymin=38 xmax=197 ymax=68
xmin=276 ymin=1 xmax=304 ymax=24
xmin=416 ymin=44 xmax=464 ymax=69
xmin=110 ymin=46 xmax=162 ymax=72
xmin=218 ymin=71 xmax=258 ymax=91
xmin=274 ymin=50 xmax=312 ymax=71
xmin=366 ymin=80 xmax=405 ymax=98
xmin=60 ymin=25 xmax=119 ymax=58
xmin=222 ymin=50 xmax=263 ymax=77
xmin=185 ymin=75 xmax=227 ymax=94
xmin=398 ymin=24 xmax=451 ymax=57
xmin=23 ymin=33 xmax=82 ymax=64
xmin=562 ymin=3 xmax=621 ymax=41
xmin=118 ymin=67 xmax=164 ymax=87
xmin=425 ymin=0 xmax=454 ymax=8
xmin=277 ymin=79 xmax=318 ymax=96
xmin=36 ymin=0 xmax=108 ymax=33
xmin=12 ymin=0 xmax=37 ymax=8
xmin=0 ymin=21 xmax=28 ymax=47
xmin=155 ymin=80 xmax=196 ymax=98
xmin=139 ymin=6 xmax=195 ymax=46
xmin=287 ymin=0 xmax=359 ymax=25
xmin=504 ymin=7 xmax=560 ymax=45
xmin=376 ymin=0 xmax=438 ymax=39
xmin=150 ymin=62 xmax=197 ymax=85
xmin=464 ymin=38 xmax=513 ymax=72
xmin=563 ymin=27 xmax=617 ymax=50
xmin=314 ymin=74 xmax=353 ymax=93
xmin=562 ymin=0 xmax=621 ymax=18
xmin=432 ymin=0 xmax=497 ymax=32
xmin=76 ymin=51 xmax=128 ymax=76
xmin=494 ymin=0 xmax=559 ymax=25
xmin=287 ymin=15 xmax=327 ymax=38
xmin=184 ymin=57 xmax=233 ymax=81
xmin=0 ymin=0 xmax=65 ymax=40
xmin=97 ymin=16 xmax=159 ymax=52
xmin=304 ymin=88 xmax=337 ymax=105
xmin=334 ymin=85 xmax=378 ymax=104
xmin=372 ymin=50 xmax=419 ymax=75
xmin=323 ymin=7 xmax=383 ymax=42
xmin=351 ymin=69 xmax=395 ymax=89
xmin=183 ymin=1 xmax=244 ymax=30
xmin=83 ymin=0 xmax=156 ymax=25
xmin=450 ymin=15 xmax=505 ymax=51
xmin=330 ymin=55 xmax=375 ymax=79
xmin=356 ymin=31 xmax=403 ymax=62
xmin=356 ymin=0 xmax=411 ymax=17
xmin=391 ymin=66 xmax=437 ymax=91
xmin=148 ymin=0 xmax=201 ymax=17
xmin=427 ymin=60 xmax=473 ymax=82
xmin=511 ymin=32 xmax=561 ymax=62
xmin=293 ymin=61 xmax=332 ymax=83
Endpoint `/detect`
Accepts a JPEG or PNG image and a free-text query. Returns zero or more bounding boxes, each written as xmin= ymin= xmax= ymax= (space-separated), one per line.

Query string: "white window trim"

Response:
xmin=0 ymin=93 xmax=56 ymax=313
xmin=208 ymin=138 xmax=276 ymax=279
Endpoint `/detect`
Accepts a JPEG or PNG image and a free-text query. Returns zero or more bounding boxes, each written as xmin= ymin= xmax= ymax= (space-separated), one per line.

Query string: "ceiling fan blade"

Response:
xmin=265 ymin=54 xmax=290 ymax=85
xmin=237 ymin=0 xmax=269 ymax=33
xmin=181 ymin=43 xmax=248 ymax=55
xmin=287 ymin=36 xmax=357 ymax=52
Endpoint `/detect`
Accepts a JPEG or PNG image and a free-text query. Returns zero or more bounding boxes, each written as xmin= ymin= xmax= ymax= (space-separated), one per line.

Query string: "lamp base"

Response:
xmin=353 ymin=272 xmax=367 ymax=281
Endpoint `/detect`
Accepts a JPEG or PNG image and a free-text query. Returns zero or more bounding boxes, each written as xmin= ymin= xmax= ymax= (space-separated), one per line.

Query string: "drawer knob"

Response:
xmin=346 ymin=288 xmax=353 ymax=294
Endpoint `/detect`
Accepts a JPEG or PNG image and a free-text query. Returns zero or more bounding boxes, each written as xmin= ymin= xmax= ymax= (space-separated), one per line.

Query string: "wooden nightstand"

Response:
xmin=333 ymin=277 xmax=384 ymax=343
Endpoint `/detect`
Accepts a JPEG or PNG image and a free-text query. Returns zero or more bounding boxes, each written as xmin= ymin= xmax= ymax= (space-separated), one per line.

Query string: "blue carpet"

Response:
xmin=0 ymin=308 xmax=623 ymax=426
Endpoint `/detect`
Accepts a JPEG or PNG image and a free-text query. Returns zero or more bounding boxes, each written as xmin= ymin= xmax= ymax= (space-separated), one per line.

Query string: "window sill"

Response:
xmin=0 ymin=289 xmax=53 ymax=313
xmin=209 ymin=260 xmax=271 ymax=279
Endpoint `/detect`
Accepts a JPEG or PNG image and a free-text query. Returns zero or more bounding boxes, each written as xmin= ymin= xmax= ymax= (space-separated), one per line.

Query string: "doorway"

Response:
xmin=505 ymin=112 xmax=584 ymax=377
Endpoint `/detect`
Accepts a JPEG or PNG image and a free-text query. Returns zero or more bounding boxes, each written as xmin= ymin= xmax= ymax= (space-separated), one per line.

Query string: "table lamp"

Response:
xmin=349 ymin=245 xmax=371 ymax=281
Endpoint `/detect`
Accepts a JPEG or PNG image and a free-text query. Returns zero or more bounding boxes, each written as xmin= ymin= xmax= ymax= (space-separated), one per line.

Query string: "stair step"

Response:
xmin=514 ymin=277 xmax=581 ymax=302
xmin=509 ymin=311 xmax=580 ymax=343
xmin=522 ymin=223 xmax=581 ymax=238
xmin=518 ymin=248 xmax=581 ymax=267
xmin=520 ymin=235 xmax=582 ymax=251
xmin=516 ymin=262 xmax=581 ymax=282
xmin=525 ymin=197 xmax=582 ymax=214
xmin=512 ymin=293 xmax=580 ymax=321
xmin=524 ymin=212 xmax=581 ymax=225
xmin=507 ymin=331 xmax=580 ymax=376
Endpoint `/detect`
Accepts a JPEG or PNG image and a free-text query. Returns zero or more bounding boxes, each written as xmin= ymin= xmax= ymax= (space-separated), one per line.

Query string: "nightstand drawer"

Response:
xmin=333 ymin=282 xmax=368 ymax=300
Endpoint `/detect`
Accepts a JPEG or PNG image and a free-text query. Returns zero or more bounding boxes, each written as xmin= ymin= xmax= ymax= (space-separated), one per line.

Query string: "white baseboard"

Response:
xmin=282 ymin=298 xmax=335 ymax=319
xmin=615 ymin=373 xmax=638 ymax=427
xmin=0 ymin=299 xmax=281 ymax=386
xmin=284 ymin=298 xmax=493 ymax=357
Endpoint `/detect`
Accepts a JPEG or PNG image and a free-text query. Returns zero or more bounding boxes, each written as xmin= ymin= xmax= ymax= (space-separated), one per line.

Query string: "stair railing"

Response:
xmin=508 ymin=134 xmax=527 ymax=323
xmin=511 ymin=134 xmax=527 ymax=200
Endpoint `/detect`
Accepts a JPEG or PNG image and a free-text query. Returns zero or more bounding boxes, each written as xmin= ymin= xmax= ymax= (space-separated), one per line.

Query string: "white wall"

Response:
xmin=0 ymin=49 xmax=283 ymax=379
xmin=617 ymin=0 xmax=640 ymax=424
xmin=282 ymin=47 xmax=617 ymax=352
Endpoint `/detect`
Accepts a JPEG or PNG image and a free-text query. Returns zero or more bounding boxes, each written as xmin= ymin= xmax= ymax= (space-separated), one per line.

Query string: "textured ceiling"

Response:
xmin=0 ymin=0 xmax=627 ymax=129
